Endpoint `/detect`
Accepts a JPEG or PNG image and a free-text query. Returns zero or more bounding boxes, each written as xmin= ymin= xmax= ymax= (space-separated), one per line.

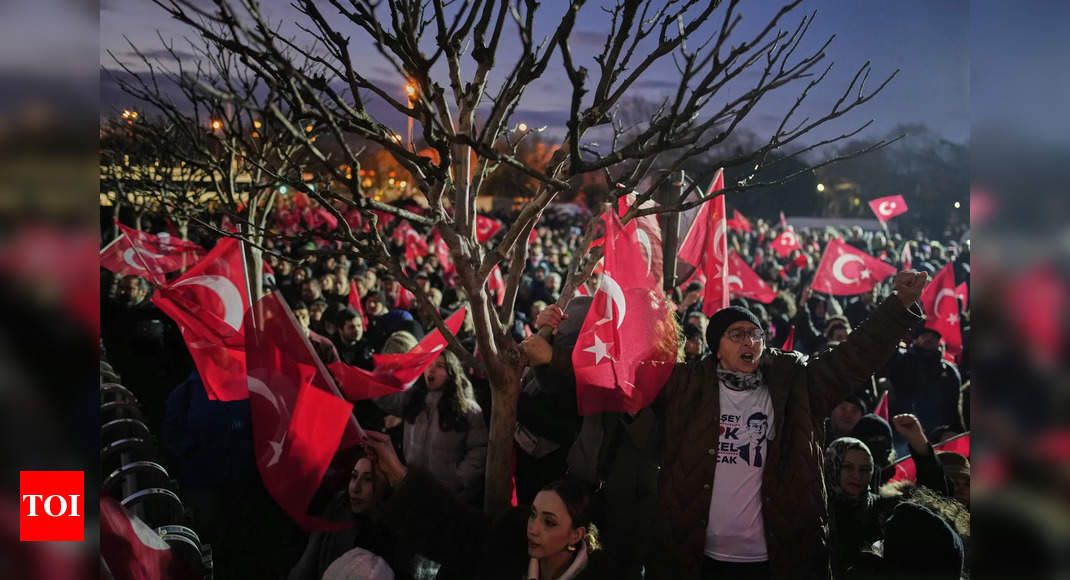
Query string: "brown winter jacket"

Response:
xmin=647 ymin=296 xmax=922 ymax=579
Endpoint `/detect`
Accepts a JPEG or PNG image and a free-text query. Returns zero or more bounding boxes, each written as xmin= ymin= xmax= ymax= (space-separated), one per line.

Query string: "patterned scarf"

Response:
xmin=716 ymin=367 xmax=764 ymax=392
xmin=824 ymin=437 xmax=874 ymax=506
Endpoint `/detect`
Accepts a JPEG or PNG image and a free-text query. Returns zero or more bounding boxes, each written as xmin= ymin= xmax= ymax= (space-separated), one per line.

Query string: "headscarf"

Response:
xmin=824 ymin=437 xmax=874 ymax=505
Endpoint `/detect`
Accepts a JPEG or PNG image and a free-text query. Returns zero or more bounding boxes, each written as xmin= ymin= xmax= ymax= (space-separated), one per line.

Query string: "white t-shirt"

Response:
xmin=704 ymin=383 xmax=775 ymax=562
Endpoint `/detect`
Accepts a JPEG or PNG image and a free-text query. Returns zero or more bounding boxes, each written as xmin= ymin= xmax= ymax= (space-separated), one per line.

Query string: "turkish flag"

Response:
xmin=475 ymin=215 xmax=503 ymax=243
xmin=891 ymin=432 xmax=970 ymax=482
xmin=487 ymin=265 xmax=506 ymax=306
xmin=771 ymin=229 xmax=801 ymax=258
xmin=402 ymin=225 xmax=430 ymax=271
xmin=329 ymin=308 xmax=466 ymax=401
xmin=874 ymin=391 xmax=889 ymax=423
xmin=955 ymin=282 xmax=969 ymax=310
xmin=920 ymin=263 xmax=963 ymax=352
xmin=245 ymin=293 xmax=359 ymax=531
xmin=619 ymin=193 xmax=665 ymax=289
xmin=100 ymin=496 xmax=198 ymax=580
xmin=811 ymin=238 xmax=897 ymax=296
xmin=573 ymin=211 xmax=677 ymax=415
xmin=728 ymin=209 xmax=752 ymax=232
xmin=679 ymin=170 xmax=728 ymax=316
xmin=868 ymin=194 xmax=908 ymax=222
xmin=101 ymin=224 xmax=206 ymax=285
xmin=152 ymin=238 xmax=250 ymax=401
xmin=726 ymin=251 xmax=775 ymax=303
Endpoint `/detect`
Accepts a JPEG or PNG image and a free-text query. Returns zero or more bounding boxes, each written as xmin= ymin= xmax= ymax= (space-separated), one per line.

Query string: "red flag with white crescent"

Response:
xmin=867 ymin=194 xmax=908 ymax=222
xmin=475 ymin=215 xmax=503 ymax=243
xmin=811 ymin=238 xmax=897 ymax=296
xmin=100 ymin=224 xmax=206 ymax=285
xmin=244 ymin=293 xmax=359 ymax=531
xmin=328 ymin=308 xmax=466 ymax=400
xmin=771 ymin=229 xmax=801 ymax=258
xmin=919 ymin=263 xmax=963 ymax=352
xmin=727 ymin=251 xmax=775 ymax=303
xmin=100 ymin=497 xmax=198 ymax=579
xmin=573 ymin=211 xmax=677 ymax=415
xmin=152 ymin=238 xmax=250 ymax=401
xmin=487 ymin=265 xmax=506 ymax=306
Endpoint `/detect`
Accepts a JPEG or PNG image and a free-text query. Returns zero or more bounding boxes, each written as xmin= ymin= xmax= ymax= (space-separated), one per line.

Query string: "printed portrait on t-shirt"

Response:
xmin=737 ymin=412 xmax=769 ymax=467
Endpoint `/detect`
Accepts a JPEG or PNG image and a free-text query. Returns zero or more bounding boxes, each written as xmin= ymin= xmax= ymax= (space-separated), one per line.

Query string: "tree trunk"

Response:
xmin=483 ymin=363 xmax=521 ymax=515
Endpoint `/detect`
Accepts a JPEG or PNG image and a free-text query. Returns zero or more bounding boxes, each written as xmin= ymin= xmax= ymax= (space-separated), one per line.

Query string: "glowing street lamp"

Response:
xmin=816 ymin=183 xmax=825 ymax=192
xmin=954 ymin=201 xmax=961 ymax=209
xmin=517 ymin=122 xmax=528 ymax=132
xmin=404 ymin=82 xmax=417 ymax=151
xmin=211 ymin=119 xmax=223 ymax=131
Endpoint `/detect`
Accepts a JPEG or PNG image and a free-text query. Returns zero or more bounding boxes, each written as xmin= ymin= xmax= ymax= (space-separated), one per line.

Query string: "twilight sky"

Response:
xmin=101 ymin=0 xmax=970 ymax=147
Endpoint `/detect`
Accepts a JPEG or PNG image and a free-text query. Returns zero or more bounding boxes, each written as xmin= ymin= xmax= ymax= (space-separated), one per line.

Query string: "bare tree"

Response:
xmin=116 ymin=0 xmax=899 ymax=513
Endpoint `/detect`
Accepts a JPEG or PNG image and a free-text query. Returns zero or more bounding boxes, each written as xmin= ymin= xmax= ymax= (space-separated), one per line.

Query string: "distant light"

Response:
xmin=392 ymin=134 xmax=402 ymax=143
xmin=517 ymin=122 xmax=528 ymax=132
xmin=852 ymin=197 xmax=860 ymax=206
xmin=398 ymin=181 xmax=407 ymax=187
xmin=954 ymin=201 xmax=961 ymax=209
xmin=308 ymin=184 xmax=315 ymax=191
xmin=405 ymin=83 xmax=417 ymax=98
xmin=278 ymin=185 xmax=288 ymax=194
xmin=816 ymin=183 xmax=825 ymax=192
xmin=211 ymin=120 xmax=223 ymax=131
xmin=253 ymin=120 xmax=262 ymax=129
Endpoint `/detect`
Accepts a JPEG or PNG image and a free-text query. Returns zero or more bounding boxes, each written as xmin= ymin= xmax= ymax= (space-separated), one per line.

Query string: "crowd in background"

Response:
xmin=100 ymin=204 xmax=971 ymax=579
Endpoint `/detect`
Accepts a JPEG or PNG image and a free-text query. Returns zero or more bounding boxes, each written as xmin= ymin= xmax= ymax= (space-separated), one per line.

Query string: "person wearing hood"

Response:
xmin=882 ymin=327 xmax=964 ymax=457
xmin=850 ymin=414 xmax=897 ymax=488
xmin=825 ymin=414 xmax=947 ymax=578
xmin=848 ymin=502 xmax=964 ymax=580
xmin=531 ymin=271 xmax=929 ymax=578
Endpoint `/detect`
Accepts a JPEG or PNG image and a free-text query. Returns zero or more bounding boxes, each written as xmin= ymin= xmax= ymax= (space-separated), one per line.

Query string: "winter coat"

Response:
xmin=376 ymin=390 xmax=488 ymax=503
xmin=375 ymin=468 xmax=620 ymax=580
xmin=288 ymin=493 xmax=415 ymax=580
xmin=646 ymin=296 xmax=923 ymax=579
xmin=883 ymin=347 xmax=963 ymax=435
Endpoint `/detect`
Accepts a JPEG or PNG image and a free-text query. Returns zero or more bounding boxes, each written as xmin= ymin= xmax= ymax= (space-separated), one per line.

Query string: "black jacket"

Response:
xmin=377 ymin=469 xmax=619 ymax=580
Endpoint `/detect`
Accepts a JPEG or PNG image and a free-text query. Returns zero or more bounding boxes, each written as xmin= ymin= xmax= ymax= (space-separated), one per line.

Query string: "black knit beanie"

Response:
xmin=706 ymin=306 xmax=762 ymax=348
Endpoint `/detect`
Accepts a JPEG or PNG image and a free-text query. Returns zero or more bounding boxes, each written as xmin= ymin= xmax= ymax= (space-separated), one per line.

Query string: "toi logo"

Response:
xmin=20 ymin=471 xmax=84 ymax=541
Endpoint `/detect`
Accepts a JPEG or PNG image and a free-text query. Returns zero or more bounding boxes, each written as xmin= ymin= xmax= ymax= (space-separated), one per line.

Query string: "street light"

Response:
xmin=816 ymin=183 xmax=825 ymax=192
xmin=954 ymin=201 xmax=961 ymax=209
xmin=211 ymin=120 xmax=223 ymax=131
xmin=517 ymin=122 xmax=528 ymax=132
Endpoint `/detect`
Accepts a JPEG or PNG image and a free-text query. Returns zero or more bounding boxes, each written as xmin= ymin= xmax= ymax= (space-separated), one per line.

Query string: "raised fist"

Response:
xmin=893 ymin=270 xmax=929 ymax=306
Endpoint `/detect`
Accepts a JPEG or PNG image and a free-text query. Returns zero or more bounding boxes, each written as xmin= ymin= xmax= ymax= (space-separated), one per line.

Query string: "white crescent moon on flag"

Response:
xmin=594 ymin=273 xmax=627 ymax=329
xmin=173 ymin=275 xmax=245 ymax=331
xmin=934 ymin=288 xmax=957 ymax=316
xmin=781 ymin=231 xmax=796 ymax=246
xmin=713 ymin=220 xmax=727 ymax=262
xmin=832 ymin=253 xmax=865 ymax=284
xmin=878 ymin=201 xmax=896 ymax=216
xmin=247 ymin=375 xmax=287 ymax=467
xmin=636 ymin=228 xmax=653 ymax=275
xmin=726 ymin=275 xmax=743 ymax=289
xmin=122 ymin=247 xmax=165 ymax=271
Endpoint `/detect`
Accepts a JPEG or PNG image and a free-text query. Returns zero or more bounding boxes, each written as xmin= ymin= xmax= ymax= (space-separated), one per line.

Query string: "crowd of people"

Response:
xmin=101 ymin=204 xmax=971 ymax=579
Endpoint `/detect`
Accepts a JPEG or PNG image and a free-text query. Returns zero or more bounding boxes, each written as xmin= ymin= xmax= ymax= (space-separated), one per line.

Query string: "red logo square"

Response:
xmin=20 ymin=471 xmax=84 ymax=541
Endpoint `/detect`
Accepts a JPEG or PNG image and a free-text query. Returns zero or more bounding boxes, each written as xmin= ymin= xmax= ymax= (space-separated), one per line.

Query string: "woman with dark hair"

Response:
xmin=825 ymin=414 xmax=949 ymax=579
xmin=361 ymin=431 xmax=618 ymax=580
xmin=374 ymin=350 xmax=487 ymax=503
xmin=288 ymin=448 xmax=415 ymax=580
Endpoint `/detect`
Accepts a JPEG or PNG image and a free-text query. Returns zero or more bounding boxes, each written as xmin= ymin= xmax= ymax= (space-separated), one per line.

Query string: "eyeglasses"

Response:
xmin=725 ymin=327 xmax=765 ymax=343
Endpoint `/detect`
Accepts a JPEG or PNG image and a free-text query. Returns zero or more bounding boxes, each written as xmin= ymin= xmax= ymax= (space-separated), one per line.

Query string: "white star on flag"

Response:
xmin=860 ymin=269 xmax=871 ymax=279
xmin=583 ymin=335 xmax=613 ymax=364
xmin=266 ymin=436 xmax=285 ymax=467
xmin=946 ymin=313 xmax=959 ymax=325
